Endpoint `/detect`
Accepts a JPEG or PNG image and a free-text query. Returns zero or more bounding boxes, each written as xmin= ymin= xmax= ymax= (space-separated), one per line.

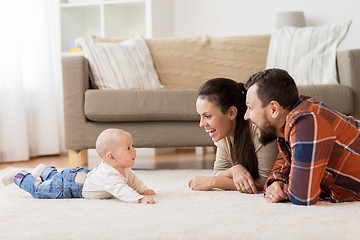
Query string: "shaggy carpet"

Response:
xmin=0 ymin=168 xmax=359 ymax=240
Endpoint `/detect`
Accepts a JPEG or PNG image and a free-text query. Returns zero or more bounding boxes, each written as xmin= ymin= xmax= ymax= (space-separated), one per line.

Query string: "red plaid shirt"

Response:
xmin=265 ymin=96 xmax=360 ymax=205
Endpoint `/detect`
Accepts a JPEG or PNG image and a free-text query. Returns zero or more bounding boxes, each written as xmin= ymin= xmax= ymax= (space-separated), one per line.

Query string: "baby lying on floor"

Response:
xmin=1 ymin=128 xmax=156 ymax=204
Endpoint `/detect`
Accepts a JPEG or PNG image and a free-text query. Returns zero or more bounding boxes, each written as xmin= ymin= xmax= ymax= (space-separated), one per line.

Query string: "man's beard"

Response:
xmin=258 ymin=115 xmax=277 ymax=146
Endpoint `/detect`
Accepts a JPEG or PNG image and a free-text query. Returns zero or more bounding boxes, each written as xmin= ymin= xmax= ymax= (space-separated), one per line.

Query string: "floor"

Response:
xmin=0 ymin=148 xmax=216 ymax=170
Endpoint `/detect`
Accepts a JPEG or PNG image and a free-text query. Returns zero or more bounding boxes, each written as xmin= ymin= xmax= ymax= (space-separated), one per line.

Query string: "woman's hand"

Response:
xmin=231 ymin=165 xmax=259 ymax=194
xmin=188 ymin=176 xmax=215 ymax=191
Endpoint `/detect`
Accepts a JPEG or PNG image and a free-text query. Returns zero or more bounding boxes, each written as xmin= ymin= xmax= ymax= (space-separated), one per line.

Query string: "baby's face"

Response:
xmin=110 ymin=132 xmax=137 ymax=169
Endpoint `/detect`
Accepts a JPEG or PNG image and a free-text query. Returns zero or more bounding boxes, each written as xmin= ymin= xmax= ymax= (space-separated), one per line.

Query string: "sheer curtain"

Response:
xmin=0 ymin=0 xmax=64 ymax=162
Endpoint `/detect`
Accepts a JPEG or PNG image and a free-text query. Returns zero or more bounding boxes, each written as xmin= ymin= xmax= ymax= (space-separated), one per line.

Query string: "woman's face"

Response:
xmin=196 ymin=97 xmax=236 ymax=143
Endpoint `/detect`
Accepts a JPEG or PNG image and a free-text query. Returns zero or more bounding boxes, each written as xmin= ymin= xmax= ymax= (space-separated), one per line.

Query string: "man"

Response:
xmin=244 ymin=68 xmax=360 ymax=205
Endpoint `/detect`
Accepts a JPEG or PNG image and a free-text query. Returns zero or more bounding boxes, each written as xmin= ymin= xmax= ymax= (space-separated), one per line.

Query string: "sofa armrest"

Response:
xmin=337 ymin=49 xmax=360 ymax=118
xmin=62 ymin=55 xmax=90 ymax=150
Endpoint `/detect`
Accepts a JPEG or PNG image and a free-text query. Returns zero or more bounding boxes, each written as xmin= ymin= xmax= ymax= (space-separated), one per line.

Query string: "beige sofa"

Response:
xmin=62 ymin=35 xmax=360 ymax=167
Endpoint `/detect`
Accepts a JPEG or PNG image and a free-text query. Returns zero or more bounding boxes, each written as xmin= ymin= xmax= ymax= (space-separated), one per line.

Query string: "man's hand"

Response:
xmin=265 ymin=181 xmax=289 ymax=203
xmin=138 ymin=196 xmax=156 ymax=204
xmin=188 ymin=176 xmax=215 ymax=191
xmin=231 ymin=165 xmax=259 ymax=194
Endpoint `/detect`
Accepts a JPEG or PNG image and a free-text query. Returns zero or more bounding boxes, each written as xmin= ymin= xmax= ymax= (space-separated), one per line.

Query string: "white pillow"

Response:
xmin=266 ymin=21 xmax=351 ymax=85
xmin=76 ymin=36 xmax=163 ymax=89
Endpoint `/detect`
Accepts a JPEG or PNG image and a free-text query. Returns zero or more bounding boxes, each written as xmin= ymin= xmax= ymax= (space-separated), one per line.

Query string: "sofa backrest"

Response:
xmin=96 ymin=35 xmax=271 ymax=89
xmin=146 ymin=35 xmax=271 ymax=89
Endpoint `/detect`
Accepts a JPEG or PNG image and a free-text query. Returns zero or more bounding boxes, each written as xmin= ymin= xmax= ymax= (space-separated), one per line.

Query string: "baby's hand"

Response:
xmin=143 ymin=189 xmax=156 ymax=195
xmin=138 ymin=196 xmax=156 ymax=204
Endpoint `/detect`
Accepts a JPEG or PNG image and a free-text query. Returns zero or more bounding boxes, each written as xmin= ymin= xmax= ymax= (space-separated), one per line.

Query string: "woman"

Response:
xmin=188 ymin=78 xmax=278 ymax=193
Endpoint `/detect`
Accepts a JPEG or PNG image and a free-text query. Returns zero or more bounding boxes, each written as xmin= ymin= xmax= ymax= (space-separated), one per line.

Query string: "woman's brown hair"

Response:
xmin=198 ymin=78 xmax=259 ymax=179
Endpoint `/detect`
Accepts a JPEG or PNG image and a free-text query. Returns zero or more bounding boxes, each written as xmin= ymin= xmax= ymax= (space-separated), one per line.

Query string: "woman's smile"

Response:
xmin=206 ymin=128 xmax=217 ymax=137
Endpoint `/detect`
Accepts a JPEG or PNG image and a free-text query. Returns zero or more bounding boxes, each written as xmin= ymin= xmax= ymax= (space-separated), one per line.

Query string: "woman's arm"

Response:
xmin=188 ymin=175 xmax=236 ymax=191
xmin=219 ymin=167 xmax=263 ymax=191
xmin=217 ymin=168 xmax=233 ymax=178
xmin=188 ymin=138 xmax=236 ymax=191
xmin=189 ymin=166 xmax=262 ymax=192
xmin=189 ymin=138 xmax=260 ymax=192
xmin=229 ymin=164 xmax=259 ymax=193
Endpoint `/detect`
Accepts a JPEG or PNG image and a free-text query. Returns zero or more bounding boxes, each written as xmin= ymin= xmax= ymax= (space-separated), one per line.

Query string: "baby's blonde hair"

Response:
xmin=95 ymin=128 xmax=130 ymax=161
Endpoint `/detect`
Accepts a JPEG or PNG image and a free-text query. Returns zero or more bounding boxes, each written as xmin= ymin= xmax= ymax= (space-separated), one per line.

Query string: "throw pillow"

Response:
xmin=266 ymin=21 xmax=351 ymax=85
xmin=76 ymin=36 xmax=163 ymax=89
xmin=96 ymin=35 xmax=271 ymax=89
xmin=146 ymin=35 xmax=271 ymax=89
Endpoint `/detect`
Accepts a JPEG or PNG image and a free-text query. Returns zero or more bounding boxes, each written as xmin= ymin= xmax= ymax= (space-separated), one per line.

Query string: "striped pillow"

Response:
xmin=266 ymin=21 xmax=351 ymax=85
xmin=76 ymin=36 xmax=163 ymax=89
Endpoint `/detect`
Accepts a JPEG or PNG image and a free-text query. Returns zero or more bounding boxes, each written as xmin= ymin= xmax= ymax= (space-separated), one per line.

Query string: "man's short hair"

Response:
xmin=245 ymin=68 xmax=299 ymax=111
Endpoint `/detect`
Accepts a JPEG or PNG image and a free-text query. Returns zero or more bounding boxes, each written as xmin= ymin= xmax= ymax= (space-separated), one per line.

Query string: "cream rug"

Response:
xmin=0 ymin=168 xmax=359 ymax=240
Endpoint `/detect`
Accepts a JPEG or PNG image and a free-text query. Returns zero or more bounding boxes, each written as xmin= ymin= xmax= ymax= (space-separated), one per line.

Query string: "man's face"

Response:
xmin=244 ymin=84 xmax=277 ymax=145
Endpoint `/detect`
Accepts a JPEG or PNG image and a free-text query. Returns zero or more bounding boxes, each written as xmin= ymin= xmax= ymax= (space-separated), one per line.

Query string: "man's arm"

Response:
xmin=265 ymin=144 xmax=291 ymax=189
xmin=264 ymin=148 xmax=291 ymax=202
xmin=282 ymin=113 xmax=335 ymax=205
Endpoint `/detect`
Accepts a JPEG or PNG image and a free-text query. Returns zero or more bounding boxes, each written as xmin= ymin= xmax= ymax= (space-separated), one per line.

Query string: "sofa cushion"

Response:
xmin=84 ymin=89 xmax=200 ymax=122
xmin=84 ymin=85 xmax=353 ymax=123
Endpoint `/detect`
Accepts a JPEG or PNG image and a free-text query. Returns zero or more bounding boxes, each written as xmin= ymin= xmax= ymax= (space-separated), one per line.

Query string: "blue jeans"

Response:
xmin=14 ymin=166 xmax=90 ymax=199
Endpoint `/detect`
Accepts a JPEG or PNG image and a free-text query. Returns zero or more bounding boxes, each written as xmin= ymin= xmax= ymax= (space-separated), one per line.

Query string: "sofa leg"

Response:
xmin=68 ymin=149 xmax=88 ymax=167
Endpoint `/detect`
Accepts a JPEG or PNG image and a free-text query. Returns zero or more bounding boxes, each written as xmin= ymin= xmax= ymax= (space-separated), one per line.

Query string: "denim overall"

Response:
xmin=14 ymin=166 xmax=90 ymax=199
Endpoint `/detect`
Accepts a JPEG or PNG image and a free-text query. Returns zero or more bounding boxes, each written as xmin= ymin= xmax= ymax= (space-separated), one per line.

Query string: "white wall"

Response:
xmin=173 ymin=0 xmax=359 ymax=50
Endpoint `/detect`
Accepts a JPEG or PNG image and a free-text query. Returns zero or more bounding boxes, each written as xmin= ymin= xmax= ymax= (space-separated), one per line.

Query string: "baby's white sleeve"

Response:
xmin=104 ymin=173 xmax=144 ymax=203
xmin=126 ymin=169 xmax=148 ymax=194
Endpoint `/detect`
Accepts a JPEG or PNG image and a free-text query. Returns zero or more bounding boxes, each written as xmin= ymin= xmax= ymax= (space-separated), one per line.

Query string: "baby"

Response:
xmin=1 ymin=128 xmax=156 ymax=204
